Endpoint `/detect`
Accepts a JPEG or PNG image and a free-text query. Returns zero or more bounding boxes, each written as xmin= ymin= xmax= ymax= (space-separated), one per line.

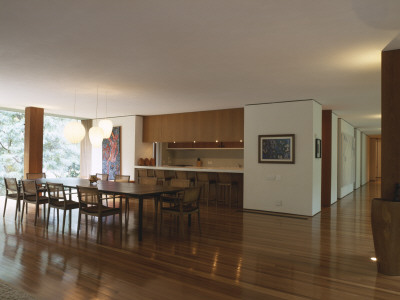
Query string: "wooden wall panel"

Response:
xmin=24 ymin=107 xmax=44 ymax=177
xmin=382 ymin=49 xmax=400 ymax=200
xmin=321 ymin=110 xmax=332 ymax=207
xmin=143 ymin=108 xmax=244 ymax=143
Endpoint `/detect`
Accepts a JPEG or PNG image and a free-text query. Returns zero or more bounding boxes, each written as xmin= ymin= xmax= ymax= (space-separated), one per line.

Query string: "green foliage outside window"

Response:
xmin=0 ymin=110 xmax=80 ymax=195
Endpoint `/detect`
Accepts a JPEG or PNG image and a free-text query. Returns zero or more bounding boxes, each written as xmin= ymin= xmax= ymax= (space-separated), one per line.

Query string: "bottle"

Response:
xmin=196 ymin=158 xmax=202 ymax=167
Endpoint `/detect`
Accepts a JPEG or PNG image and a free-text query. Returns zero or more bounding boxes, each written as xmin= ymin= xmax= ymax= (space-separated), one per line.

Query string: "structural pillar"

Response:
xmin=382 ymin=49 xmax=400 ymax=200
xmin=24 ymin=107 xmax=44 ymax=177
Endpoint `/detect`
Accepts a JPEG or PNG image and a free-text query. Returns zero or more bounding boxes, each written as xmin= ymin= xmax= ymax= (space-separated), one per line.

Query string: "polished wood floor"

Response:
xmin=1 ymin=181 xmax=400 ymax=299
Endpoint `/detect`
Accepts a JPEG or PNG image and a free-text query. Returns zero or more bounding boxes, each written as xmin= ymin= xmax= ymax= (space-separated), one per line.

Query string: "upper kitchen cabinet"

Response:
xmin=143 ymin=108 xmax=244 ymax=143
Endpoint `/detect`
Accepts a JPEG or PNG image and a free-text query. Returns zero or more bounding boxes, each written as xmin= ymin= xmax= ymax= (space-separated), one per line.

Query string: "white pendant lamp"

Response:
xmin=64 ymin=91 xmax=86 ymax=144
xmin=89 ymin=89 xmax=105 ymax=148
xmin=98 ymin=93 xmax=113 ymax=138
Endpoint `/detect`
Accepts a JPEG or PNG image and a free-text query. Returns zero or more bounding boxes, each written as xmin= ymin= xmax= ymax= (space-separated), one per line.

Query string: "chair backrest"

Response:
xmin=176 ymin=171 xmax=188 ymax=179
xmin=154 ymin=170 xmax=165 ymax=179
xmin=182 ymin=188 xmax=201 ymax=205
xmin=77 ymin=186 xmax=101 ymax=206
xmin=139 ymin=177 xmax=157 ymax=185
xmin=196 ymin=172 xmax=209 ymax=182
xmin=96 ymin=173 xmax=109 ymax=181
xmin=218 ymin=173 xmax=232 ymax=184
xmin=26 ymin=172 xmax=46 ymax=179
xmin=115 ymin=175 xmax=130 ymax=182
xmin=170 ymin=178 xmax=190 ymax=188
xmin=47 ymin=183 xmax=66 ymax=204
xmin=138 ymin=169 xmax=148 ymax=177
xmin=21 ymin=180 xmax=38 ymax=197
xmin=4 ymin=178 xmax=18 ymax=193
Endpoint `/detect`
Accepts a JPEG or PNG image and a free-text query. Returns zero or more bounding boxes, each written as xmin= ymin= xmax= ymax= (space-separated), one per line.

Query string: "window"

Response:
xmin=43 ymin=115 xmax=80 ymax=178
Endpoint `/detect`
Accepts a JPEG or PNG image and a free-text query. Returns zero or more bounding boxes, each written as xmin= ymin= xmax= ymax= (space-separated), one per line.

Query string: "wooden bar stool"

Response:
xmin=196 ymin=172 xmax=216 ymax=206
xmin=216 ymin=173 xmax=238 ymax=208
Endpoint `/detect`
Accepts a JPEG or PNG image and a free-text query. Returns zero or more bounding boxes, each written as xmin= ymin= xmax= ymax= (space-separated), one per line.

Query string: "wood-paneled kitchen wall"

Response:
xmin=143 ymin=108 xmax=244 ymax=142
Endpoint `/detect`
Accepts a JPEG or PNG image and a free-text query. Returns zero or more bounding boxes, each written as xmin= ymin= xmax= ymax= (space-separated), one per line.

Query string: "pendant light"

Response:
xmin=98 ymin=92 xmax=113 ymax=138
xmin=89 ymin=88 xmax=105 ymax=148
xmin=63 ymin=91 xmax=86 ymax=144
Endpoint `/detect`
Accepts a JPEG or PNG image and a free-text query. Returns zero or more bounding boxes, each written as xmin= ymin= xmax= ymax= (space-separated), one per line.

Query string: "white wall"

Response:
xmin=331 ymin=114 xmax=338 ymax=204
xmin=91 ymin=116 xmax=152 ymax=181
xmin=354 ymin=129 xmax=361 ymax=189
xmin=361 ymin=132 xmax=368 ymax=185
xmin=244 ymin=100 xmax=322 ymax=216
xmin=337 ymin=119 xmax=355 ymax=198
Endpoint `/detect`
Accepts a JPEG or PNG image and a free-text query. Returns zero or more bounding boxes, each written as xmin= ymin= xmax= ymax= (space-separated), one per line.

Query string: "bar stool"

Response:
xmin=216 ymin=173 xmax=238 ymax=208
xmin=196 ymin=172 xmax=216 ymax=206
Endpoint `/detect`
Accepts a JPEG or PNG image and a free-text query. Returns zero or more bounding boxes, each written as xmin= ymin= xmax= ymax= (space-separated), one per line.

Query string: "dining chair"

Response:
xmin=160 ymin=178 xmax=190 ymax=208
xmin=3 ymin=178 xmax=22 ymax=220
xmin=77 ymin=186 xmax=122 ymax=243
xmin=26 ymin=172 xmax=47 ymax=195
xmin=46 ymin=182 xmax=79 ymax=234
xmin=139 ymin=177 xmax=157 ymax=185
xmin=160 ymin=187 xmax=201 ymax=235
xmin=113 ymin=175 xmax=130 ymax=208
xmin=21 ymin=180 xmax=48 ymax=225
xmin=96 ymin=173 xmax=109 ymax=181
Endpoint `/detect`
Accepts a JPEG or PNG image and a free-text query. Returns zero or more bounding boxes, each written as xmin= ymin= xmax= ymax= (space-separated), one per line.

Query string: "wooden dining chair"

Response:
xmin=139 ymin=177 xmax=157 ymax=185
xmin=46 ymin=182 xmax=79 ymax=234
xmin=3 ymin=178 xmax=22 ymax=220
xmin=113 ymin=175 xmax=130 ymax=208
xmin=77 ymin=186 xmax=122 ymax=243
xmin=96 ymin=173 xmax=109 ymax=181
xmin=160 ymin=187 xmax=201 ymax=235
xmin=160 ymin=178 xmax=190 ymax=208
xmin=21 ymin=180 xmax=48 ymax=225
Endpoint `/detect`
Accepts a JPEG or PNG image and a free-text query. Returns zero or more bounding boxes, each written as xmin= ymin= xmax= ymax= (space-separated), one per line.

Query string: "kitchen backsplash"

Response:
xmin=162 ymin=146 xmax=243 ymax=168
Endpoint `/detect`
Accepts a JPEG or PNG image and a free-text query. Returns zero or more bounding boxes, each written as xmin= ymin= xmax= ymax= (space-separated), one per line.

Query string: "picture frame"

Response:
xmin=258 ymin=134 xmax=295 ymax=164
xmin=102 ymin=126 xmax=121 ymax=180
xmin=315 ymin=138 xmax=322 ymax=158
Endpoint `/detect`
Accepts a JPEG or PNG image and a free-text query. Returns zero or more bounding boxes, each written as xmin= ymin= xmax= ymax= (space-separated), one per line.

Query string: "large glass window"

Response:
xmin=0 ymin=110 xmax=25 ymax=194
xmin=43 ymin=115 xmax=80 ymax=178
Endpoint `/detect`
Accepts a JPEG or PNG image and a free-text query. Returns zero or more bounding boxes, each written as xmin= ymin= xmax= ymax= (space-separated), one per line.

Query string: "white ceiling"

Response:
xmin=1 ymin=0 xmax=400 ymax=135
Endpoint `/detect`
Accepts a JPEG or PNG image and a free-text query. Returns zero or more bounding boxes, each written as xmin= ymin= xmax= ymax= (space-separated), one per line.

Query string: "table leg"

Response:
xmin=138 ymin=196 xmax=143 ymax=241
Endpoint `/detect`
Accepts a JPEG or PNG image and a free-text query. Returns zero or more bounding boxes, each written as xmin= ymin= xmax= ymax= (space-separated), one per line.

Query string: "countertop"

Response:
xmin=135 ymin=165 xmax=243 ymax=173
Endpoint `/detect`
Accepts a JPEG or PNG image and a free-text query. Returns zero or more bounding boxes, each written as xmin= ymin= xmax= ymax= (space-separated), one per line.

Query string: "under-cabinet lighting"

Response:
xmin=240 ymin=139 xmax=243 ymax=143
xmin=370 ymin=257 xmax=377 ymax=262
xmin=216 ymin=140 xmax=218 ymax=143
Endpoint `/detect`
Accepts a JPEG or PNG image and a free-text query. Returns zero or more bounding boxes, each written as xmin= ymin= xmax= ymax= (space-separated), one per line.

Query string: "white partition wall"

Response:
xmin=244 ymin=100 xmax=322 ymax=216
xmin=337 ymin=119 xmax=355 ymax=198
xmin=331 ymin=114 xmax=338 ymax=204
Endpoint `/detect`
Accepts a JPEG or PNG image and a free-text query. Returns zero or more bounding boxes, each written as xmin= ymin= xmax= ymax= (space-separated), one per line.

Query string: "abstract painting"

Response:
xmin=102 ymin=126 xmax=121 ymax=180
xmin=258 ymin=134 xmax=295 ymax=164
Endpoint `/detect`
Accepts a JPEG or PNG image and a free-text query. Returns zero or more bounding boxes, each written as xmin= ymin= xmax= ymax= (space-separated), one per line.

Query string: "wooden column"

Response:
xmin=24 ymin=107 xmax=44 ymax=177
xmin=382 ymin=49 xmax=400 ymax=200
xmin=321 ymin=110 xmax=332 ymax=207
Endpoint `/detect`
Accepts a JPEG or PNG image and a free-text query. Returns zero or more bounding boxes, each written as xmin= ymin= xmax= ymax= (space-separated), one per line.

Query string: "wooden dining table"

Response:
xmin=34 ymin=178 xmax=182 ymax=241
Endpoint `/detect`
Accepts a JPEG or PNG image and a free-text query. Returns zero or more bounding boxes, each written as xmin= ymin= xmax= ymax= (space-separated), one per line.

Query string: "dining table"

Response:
xmin=34 ymin=177 xmax=183 ymax=241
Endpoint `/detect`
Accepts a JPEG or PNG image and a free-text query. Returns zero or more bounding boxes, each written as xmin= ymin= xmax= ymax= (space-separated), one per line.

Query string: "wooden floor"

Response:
xmin=1 ymin=181 xmax=400 ymax=299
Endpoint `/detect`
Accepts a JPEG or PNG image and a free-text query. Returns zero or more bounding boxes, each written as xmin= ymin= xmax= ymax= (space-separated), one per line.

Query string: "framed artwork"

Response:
xmin=102 ymin=126 xmax=121 ymax=180
xmin=258 ymin=134 xmax=295 ymax=164
xmin=315 ymin=138 xmax=322 ymax=158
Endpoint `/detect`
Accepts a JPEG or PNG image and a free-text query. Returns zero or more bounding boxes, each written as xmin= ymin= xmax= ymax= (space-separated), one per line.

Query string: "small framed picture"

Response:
xmin=258 ymin=134 xmax=295 ymax=164
xmin=315 ymin=138 xmax=322 ymax=158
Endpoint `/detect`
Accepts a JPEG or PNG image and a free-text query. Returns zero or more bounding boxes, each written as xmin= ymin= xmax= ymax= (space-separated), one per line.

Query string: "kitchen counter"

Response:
xmin=135 ymin=165 xmax=243 ymax=173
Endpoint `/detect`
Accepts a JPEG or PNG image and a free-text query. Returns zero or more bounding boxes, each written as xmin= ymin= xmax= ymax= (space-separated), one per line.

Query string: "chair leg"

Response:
xmin=34 ymin=204 xmax=39 ymax=225
xmin=119 ymin=211 xmax=122 ymax=241
xmin=69 ymin=210 xmax=72 ymax=233
xmin=180 ymin=213 xmax=184 ymax=235
xmin=14 ymin=199 xmax=19 ymax=220
xmin=77 ymin=211 xmax=81 ymax=238
xmin=47 ymin=204 xmax=51 ymax=229
xmin=188 ymin=214 xmax=192 ymax=227
xmin=97 ymin=216 xmax=102 ymax=243
xmin=62 ymin=209 xmax=67 ymax=234
xmin=21 ymin=202 xmax=25 ymax=222
xmin=3 ymin=197 xmax=7 ymax=217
